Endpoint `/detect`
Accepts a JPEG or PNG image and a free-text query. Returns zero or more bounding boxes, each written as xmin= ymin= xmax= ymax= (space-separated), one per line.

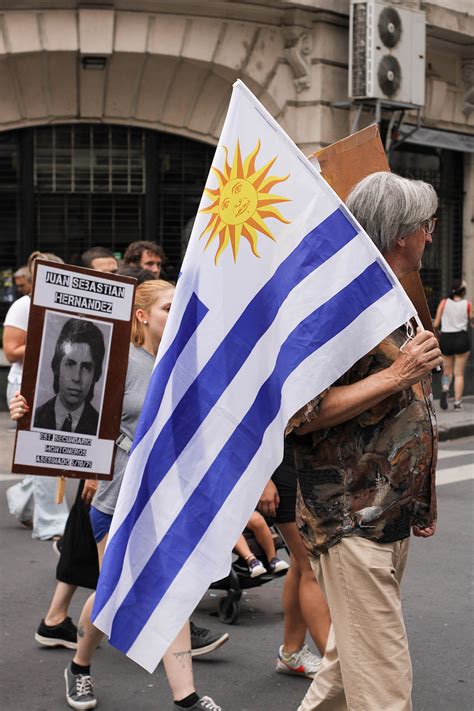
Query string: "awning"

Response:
xmin=399 ymin=125 xmax=474 ymax=153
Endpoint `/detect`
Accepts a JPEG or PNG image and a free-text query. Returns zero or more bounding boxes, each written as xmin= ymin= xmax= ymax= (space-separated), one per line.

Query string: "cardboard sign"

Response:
xmin=312 ymin=125 xmax=435 ymax=333
xmin=314 ymin=124 xmax=389 ymax=201
xmin=12 ymin=260 xmax=136 ymax=480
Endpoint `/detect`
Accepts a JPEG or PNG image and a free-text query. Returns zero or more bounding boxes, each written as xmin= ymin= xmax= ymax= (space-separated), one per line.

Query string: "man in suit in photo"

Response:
xmin=34 ymin=318 xmax=106 ymax=436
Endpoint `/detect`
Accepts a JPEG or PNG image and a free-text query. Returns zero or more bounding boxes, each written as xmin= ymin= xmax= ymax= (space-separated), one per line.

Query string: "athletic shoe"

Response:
xmin=53 ymin=537 xmax=63 ymax=557
xmin=64 ymin=663 xmax=96 ymax=709
xmin=439 ymin=391 xmax=448 ymax=410
xmin=190 ymin=621 xmax=229 ymax=657
xmin=35 ymin=617 xmax=77 ymax=649
xmin=276 ymin=644 xmax=322 ymax=679
xmin=248 ymin=557 xmax=266 ymax=578
xmin=268 ymin=556 xmax=290 ymax=574
xmin=454 ymin=401 xmax=463 ymax=410
xmin=174 ymin=696 xmax=222 ymax=710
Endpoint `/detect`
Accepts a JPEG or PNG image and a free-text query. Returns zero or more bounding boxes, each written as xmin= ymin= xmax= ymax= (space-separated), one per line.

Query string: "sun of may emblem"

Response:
xmin=199 ymin=140 xmax=291 ymax=264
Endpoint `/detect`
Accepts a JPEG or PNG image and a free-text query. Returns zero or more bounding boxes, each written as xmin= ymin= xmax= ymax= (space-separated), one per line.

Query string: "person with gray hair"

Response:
xmin=345 ymin=171 xmax=438 ymax=255
xmin=293 ymin=171 xmax=442 ymax=711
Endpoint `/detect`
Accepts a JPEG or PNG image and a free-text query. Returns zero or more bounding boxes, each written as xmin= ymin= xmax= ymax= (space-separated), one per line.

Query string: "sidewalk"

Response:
xmin=0 ymin=398 xmax=472 ymax=476
xmin=434 ymin=394 xmax=474 ymax=441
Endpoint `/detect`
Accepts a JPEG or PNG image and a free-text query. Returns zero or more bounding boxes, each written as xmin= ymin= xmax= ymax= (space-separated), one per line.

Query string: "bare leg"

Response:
xmin=278 ymin=522 xmax=330 ymax=656
xmin=441 ymin=355 xmax=454 ymax=393
xmin=73 ymin=593 xmax=103 ymax=666
xmin=72 ymin=534 xmax=108 ymax=666
xmin=247 ymin=512 xmax=277 ymax=561
xmin=44 ymin=582 xmax=77 ymax=626
xmin=72 ymin=537 xmax=199 ymax=703
xmin=453 ymin=351 xmax=470 ymax=402
xmin=234 ymin=534 xmax=254 ymax=561
xmin=280 ymin=557 xmax=307 ymax=653
xmin=163 ymin=621 xmax=196 ymax=701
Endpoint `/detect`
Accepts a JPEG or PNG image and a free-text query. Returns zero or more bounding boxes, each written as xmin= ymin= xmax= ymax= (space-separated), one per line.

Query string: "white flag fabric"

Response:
xmin=92 ymin=80 xmax=416 ymax=672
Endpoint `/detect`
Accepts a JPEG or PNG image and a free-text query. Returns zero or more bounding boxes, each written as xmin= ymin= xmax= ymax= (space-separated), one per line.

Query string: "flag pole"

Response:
xmin=56 ymin=476 xmax=66 ymax=504
xmin=414 ymin=314 xmax=442 ymax=373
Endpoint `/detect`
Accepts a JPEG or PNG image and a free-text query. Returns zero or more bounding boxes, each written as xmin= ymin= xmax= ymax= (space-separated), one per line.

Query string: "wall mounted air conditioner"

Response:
xmin=349 ymin=0 xmax=426 ymax=106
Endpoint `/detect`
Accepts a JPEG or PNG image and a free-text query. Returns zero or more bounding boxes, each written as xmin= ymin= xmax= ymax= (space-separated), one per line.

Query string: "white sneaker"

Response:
xmin=248 ymin=557 xmax=266 ymax=577
xmin=268 ymin=556 xmax=290 ymax=574
xmin=276 ymin=644 xmax=322 ymax=679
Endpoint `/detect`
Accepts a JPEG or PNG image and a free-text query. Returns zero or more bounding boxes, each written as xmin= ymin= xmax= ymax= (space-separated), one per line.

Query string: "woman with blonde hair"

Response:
xmin=11 ymin=280 xmax=223 ymax=710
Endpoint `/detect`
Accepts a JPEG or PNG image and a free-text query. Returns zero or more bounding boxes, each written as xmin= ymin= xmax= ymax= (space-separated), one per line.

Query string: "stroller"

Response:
xmin=209 ymin=524 xmax=289 ymax=624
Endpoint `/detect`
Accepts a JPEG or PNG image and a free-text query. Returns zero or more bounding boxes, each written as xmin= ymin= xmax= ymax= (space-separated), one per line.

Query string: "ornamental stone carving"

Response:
xmin=282 ymin=25 xmax=313 ymax=93
xmin=461 ymin=59 xmax=474 ymax=118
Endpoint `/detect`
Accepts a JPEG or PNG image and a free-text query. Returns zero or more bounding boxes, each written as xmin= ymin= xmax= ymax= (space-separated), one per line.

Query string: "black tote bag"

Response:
xmin=56 ymin=480 xmax=100 ymax=590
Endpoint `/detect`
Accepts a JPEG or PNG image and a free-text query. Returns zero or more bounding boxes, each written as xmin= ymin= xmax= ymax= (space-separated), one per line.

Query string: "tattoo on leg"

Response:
xmin=78 ymin=625 xmax=85 ymax=638
xmin=173 ymin=650 xmax=192 ymax=669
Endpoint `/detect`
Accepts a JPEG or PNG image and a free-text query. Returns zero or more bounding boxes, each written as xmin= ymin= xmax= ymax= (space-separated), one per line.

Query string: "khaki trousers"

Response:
xmin=298 ymin=536 xmax=412 ymax=711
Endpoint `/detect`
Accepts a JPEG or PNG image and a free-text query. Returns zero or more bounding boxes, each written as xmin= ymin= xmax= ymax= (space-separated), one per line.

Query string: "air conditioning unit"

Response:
xmin=349 ymin=0 xmax=426 ymax=106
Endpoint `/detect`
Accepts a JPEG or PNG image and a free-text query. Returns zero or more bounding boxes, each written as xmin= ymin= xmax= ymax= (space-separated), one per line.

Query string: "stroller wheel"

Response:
xmin=218 ymin=595 xmax=240 ymax=625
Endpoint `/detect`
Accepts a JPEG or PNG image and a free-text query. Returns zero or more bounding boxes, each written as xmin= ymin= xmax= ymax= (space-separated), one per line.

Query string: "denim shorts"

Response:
xmin=89 ymin=506 xmax=113 ymax=543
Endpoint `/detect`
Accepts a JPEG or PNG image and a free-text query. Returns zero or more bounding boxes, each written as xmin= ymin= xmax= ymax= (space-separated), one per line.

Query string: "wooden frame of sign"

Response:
xmin=311 ymin=124 xmax=435 ymax=334
xmin=11 ymin=260 xmax=136 ymax=480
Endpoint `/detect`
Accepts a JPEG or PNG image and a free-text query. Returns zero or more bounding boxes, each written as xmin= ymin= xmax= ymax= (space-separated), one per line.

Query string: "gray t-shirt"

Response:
xmin=92 ymin=344 xmax=155 ymax=515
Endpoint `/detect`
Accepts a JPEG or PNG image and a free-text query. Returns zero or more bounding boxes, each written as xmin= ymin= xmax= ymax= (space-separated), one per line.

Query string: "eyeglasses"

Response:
xmin=421 ymin=217 xmax=437 ymax=235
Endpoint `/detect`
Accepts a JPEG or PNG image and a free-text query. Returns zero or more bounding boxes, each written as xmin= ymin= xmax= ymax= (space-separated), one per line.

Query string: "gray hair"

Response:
xmin=345 ymin=172 xmax=438 ymax=254
xmin=14 ymin=266 xmax=29 ymax=278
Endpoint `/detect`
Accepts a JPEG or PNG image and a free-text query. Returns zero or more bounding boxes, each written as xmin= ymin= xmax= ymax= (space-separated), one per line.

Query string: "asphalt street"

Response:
xmin=1 ymin=432 xmax=472 ymax=711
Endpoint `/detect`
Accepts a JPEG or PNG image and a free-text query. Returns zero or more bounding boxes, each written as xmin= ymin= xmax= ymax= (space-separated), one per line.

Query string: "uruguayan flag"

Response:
xmin=92 ymin=80 xmax=416 ymax=672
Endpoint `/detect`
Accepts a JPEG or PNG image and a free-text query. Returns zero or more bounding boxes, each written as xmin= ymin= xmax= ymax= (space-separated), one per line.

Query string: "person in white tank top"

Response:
xmin=434 ymin=280 xmax=472 ymax=410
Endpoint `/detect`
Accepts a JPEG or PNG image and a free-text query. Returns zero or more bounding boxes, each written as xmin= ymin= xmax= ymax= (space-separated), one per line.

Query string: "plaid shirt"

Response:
xmin=291 ymin=326 xmax=438 ymax=557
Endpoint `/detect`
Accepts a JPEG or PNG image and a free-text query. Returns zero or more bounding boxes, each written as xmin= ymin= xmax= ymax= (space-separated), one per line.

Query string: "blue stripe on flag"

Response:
xmin=103 ymin=260 xmax=393 ymax=652
xmin=93 ymin=207 xmax=357 ymax=619
xmin=132 ymin=292 xmax=209 ymax=449
xmin=134 ymin=208 xmax=356 ymax=447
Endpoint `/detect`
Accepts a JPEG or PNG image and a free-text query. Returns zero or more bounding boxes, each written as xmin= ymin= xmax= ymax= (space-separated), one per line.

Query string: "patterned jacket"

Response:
xmin=290 ymin=326 xmax=438 ymax=557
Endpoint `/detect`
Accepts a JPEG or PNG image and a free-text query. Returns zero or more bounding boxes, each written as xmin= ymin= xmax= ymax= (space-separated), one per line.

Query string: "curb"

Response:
xmin=438 ymin=424 xmax=474 ymax=442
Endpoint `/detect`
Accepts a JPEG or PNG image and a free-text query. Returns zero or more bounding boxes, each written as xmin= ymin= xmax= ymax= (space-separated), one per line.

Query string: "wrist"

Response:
xmin=383 ymin=365 xmax=405 ymax=396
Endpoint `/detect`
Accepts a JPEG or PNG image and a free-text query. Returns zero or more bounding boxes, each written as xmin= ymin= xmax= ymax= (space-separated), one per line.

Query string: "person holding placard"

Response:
xmin=10 ymin=280 xmax=224 ymax=711
xmin=4 ymin=252 xmax=69 ymax=540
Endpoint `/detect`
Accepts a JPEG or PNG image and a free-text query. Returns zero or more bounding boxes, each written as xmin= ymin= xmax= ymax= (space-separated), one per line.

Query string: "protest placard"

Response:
xmin=12 ymin=260 xmax=135 ymax=480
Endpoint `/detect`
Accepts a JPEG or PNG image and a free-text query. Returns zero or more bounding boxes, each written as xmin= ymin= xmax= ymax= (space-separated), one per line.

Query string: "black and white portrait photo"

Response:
xmin=32 ymin=313 xmax=112 ymax=437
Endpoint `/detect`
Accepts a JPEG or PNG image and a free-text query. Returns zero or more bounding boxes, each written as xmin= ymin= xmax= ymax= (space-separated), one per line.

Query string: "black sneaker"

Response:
xmin=190 ymin=621 xmax=229 ymax=658
xmin=440 ymin=391 xmax=448 ymax=410
xmin=35 ymin=617 xmax=77 ymax=649
xmin=174 ymin=697 xmax=222 ymax=710
xmin=64 ymin=663 xmax=96 ymax=710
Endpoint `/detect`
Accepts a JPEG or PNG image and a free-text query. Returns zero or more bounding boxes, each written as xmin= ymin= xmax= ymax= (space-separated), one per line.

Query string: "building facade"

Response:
xmin=0 ymin=0 xmax=473 ymax=310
